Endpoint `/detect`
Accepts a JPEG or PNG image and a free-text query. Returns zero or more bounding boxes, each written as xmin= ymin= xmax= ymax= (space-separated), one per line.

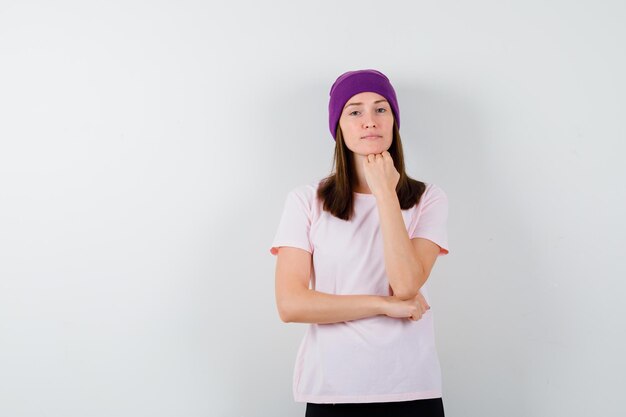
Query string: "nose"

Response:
xmin=363 ymin=114 xmax=376 ymax=129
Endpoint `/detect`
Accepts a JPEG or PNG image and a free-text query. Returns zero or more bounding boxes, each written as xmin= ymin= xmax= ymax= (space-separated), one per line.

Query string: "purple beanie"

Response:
xmin=328 ymin=69 xmax=400 ymax=141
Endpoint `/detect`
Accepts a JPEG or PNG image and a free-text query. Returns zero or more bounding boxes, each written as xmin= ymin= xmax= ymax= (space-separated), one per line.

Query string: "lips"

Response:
xmin=361 ymin=135 xmax=381 ymax=139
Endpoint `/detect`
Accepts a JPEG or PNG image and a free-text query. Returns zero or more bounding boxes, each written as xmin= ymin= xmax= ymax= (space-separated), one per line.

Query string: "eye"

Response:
xmin=349 ymin=110 xmax=360 ymax=116
xmin=377 ymin=108 xmax=387 ymax=113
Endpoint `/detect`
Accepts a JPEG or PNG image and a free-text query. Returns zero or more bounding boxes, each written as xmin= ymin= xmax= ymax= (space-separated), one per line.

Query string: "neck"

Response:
xmin=352 ymin=153 xmax=371 ymax=193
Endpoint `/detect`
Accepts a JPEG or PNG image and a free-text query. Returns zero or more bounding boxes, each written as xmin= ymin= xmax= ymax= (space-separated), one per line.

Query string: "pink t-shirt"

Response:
xmin=269 ymin=179 xmax=450 ymax=404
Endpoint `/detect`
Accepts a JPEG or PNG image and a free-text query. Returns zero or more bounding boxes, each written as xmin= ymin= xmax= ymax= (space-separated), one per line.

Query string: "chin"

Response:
xmin=358 ymin=148 xmax=386 ymax=156
xmin=349 ymin=140 xmax=390 ymax=154
xmin=364 ymin=141 xmax=391 ymax=151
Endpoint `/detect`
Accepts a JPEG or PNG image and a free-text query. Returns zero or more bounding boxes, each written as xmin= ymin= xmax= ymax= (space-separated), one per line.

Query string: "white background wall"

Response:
xmin=1 ymin=1 xmax=625 ymax=416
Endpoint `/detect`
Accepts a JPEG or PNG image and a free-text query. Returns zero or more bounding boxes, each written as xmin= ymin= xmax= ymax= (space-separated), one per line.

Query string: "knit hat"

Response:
xmin=328 ymin=69 xmax=400 ymax=141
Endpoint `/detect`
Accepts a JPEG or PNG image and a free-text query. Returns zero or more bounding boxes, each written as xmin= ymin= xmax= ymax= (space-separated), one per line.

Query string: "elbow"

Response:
xmin=278 ymin=307 xmax=293 ymax=323
xmin=391 ymin=274 xmax=424 ymax=300
xmin=276 ymin=287 xmax=308 ymax=323
xmin=393 ymin=288 xmax=420 ymax=301
xmin=277 ymin=297 xmax=299 ymax=323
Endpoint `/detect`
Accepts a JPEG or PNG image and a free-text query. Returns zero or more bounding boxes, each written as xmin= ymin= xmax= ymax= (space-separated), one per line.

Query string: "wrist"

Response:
xmin=378 ymin=295 xmax=392 ymax=315
xmin=374 ymin=188 xmax=398 ymax=202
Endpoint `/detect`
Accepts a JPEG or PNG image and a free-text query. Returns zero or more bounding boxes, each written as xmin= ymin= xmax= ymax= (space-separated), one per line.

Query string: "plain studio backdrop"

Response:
xmin=1 ymin=1 xmax=625 ymax=416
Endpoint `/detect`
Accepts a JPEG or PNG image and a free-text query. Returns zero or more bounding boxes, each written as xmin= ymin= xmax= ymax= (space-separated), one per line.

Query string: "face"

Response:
xmin=338 ymin=91 xmax=394 ymax=156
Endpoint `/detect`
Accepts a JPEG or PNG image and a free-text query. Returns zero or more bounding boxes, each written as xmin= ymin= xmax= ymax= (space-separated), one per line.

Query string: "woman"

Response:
xmin=270 ymin=69 xmax=450 ymax=417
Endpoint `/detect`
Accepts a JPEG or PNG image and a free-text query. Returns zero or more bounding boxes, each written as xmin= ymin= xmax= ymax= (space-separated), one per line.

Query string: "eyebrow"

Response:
xmin=344 ymin=99 xmax=389 ymax=109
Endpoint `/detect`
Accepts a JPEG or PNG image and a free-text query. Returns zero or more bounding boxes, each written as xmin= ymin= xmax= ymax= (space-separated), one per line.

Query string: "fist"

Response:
xmin=362 ymin=151 xmax=400 ymax=197
xmin=384 ymin=292 xmax=430 ymax=321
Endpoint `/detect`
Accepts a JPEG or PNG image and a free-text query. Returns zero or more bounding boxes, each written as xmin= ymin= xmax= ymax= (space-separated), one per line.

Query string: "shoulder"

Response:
xmin=414 ymin=182 xmax=449 ymax=213
xmin=284 ymin=178 xmax=324 ymax=210
xmin=422 ymin=182 xmax=449 ymax=201
xmin=287 ymin=180 xmax=319 ymax=202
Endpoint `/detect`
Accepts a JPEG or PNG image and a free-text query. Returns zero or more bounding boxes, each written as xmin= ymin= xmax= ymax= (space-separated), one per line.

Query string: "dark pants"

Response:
xmin=305 ymin=397 xmax=444 ymax=417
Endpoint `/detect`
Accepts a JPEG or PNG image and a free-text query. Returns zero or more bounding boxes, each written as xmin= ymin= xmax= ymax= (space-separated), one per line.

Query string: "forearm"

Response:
xmin=280 ymin=288 xmax=389 ymax=324
xmin=376 ymin=190 xmax=424 ymax=299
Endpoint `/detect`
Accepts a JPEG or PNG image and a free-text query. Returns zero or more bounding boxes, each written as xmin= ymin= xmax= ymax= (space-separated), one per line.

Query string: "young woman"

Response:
xmin=270 ymin=69 xmax=450 ymax=417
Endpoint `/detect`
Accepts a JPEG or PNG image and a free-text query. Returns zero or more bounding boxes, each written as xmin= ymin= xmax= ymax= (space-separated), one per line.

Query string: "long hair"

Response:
xmin=317 ymin=119 xmax=427 ymax=221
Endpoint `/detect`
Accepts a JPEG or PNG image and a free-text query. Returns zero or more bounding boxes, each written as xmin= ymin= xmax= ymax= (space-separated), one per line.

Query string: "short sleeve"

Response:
xmin=409 ymin=184 xmax=450 ymax=256
xmin=269 ymin=188 xmax=313 ymax=256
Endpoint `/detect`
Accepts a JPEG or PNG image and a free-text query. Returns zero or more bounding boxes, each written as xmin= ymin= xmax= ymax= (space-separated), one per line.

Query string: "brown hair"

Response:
xmin=317 ymin=119 xmax=427 ymax=221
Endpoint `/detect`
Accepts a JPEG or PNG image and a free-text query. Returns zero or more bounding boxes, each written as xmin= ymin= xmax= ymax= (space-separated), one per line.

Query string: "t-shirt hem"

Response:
xmin=270 ymin=242 xmax=313 ymax=256
xmin=294 ymin=389 xmax=443 ymax=404
xmin=410 ymin=234 xmax=449 ymax=256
